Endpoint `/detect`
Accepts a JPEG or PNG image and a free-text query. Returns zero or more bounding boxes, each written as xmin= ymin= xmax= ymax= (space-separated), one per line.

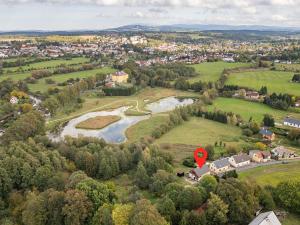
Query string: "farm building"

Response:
xmin=249 ymin=211 xmax=281 ymax=225
xmin=271 ymin=146 xmax=296 ymax=159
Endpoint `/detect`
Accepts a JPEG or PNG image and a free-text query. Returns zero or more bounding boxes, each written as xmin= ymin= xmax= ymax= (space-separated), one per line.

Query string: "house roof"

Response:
xmin=271 ymin=146 xmax=294 ymax=155
xmin=112 ymin=71 xmax=128 ymax=76
xmin=191 ymin=165 xmax=210 ymax=178
xmin=212 ymin=158 xmax=230 ymax=169
xmin=259 ymin=128 xmax=273 ymax=136
xmin=284 ymin=117 xmax=300 ymax=126
xmin=249 ymin=211 xmax=281 ymax=225
xmin=232 ymin=154 xmax=251 ymax=164
xmin=249 ymin=150 xmax=263 ymax=158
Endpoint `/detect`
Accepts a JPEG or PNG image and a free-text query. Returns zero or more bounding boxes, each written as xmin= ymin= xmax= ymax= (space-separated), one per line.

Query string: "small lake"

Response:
xmin=56 ymin=96 xmax=194 ymax=144
xmin=146 ymin=96 xmax=194 ymax=113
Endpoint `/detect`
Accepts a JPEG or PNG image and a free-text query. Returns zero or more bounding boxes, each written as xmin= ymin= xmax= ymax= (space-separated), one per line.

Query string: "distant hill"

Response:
xmin=1 ymin=24 xmax=300 ymax=36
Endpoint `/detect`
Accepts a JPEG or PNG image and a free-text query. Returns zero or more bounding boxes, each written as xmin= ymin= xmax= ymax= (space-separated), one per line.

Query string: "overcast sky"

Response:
xmin=0 ymin=0 xmax=300 ymax=30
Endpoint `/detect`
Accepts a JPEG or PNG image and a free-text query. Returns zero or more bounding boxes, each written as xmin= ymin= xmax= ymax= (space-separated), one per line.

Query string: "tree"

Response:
xmin=156 ymin=196 xmax=176 ymax=222
xmin=91 ymin=204 xmax=114 ymax=225
xmin=263 ymin=114 xmax=275 ymax=127
xmin=62 ymin=190 xmax=93 ymax=225
xmin=205 ymin=193 xmax=228 ymax=225
xmin=276 ymin=180 xmax=300 ymax=214
xmin=0 ymin=168 xmax=12 ymax=198
xmin=112 ymin=203 xmax=134 ymax=225
xmin=134 ymin=162 xmax=150 ymax=189
xmin=46 ymin=190 xmax=66 ymax=225
xmin=259 ymin=189 xmax=275 ymax=211
xmin=205 ymin=145 xmax=215 ymax=161
xmin=180 ymin=210 xmax=206 ymax=225
xmin=2 ymin=111 xmax=45 ymax=144
xmin=129 ymin=199 xmax=168 ymax=225
xmin=197 ymin=175 xmax=218 ymax=194
xmin=178 ymin=186 xmax=205 ymax=210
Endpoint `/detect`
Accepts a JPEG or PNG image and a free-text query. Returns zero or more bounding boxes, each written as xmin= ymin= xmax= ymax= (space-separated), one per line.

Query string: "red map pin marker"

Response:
xmin=194 ymin=148 xmax=208 ymax=168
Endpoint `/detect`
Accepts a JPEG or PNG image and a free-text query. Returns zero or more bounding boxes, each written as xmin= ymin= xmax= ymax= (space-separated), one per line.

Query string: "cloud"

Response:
xmin=272 ymin=14 xmax=287 ymax=22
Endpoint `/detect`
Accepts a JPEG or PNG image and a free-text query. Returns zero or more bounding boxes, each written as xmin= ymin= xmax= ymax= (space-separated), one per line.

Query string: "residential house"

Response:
xmin=249 ymin=150 xmax=271 ymax=163
xmin=210 ymin=158 xmax=231 ymax=174
xmin=10 ymin=96 xmax=19 ymax=104
xmin=229 ymin=154 xmax=251 ymax=168
xmin=249 ymin=211 xmax=281 ymax=225
xmin=111 ymin=71 xmax=129 ymax=83
xmin=259 ymin=127 xmax=275 ymax=141
xmin=271 ymin=146 xmax=296 ymax=159
xmin=188 ymin=165 xmax=210 ymax=181
xmin=246 ymin=91 xmax=260 ymax=100
xmin=283 ymin=118 xmax=300 ymax=129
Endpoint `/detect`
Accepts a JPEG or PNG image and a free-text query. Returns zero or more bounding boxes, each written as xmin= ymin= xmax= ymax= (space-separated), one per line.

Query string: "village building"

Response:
xmin=259 ymin=127 xmax=275 ymax=141
xmin=283 ymin=117 xmax=300 ymax=129
xmin=249 ymin=211 xmax=281 ymax=225
xmin=229 ymin=153 xmax=251 ymax=168
xmin=210 ymin=158 xmax=231 ymax=174
xmin=109 ymin=71 xmax=129 ymax=83
xmin=249 ymin=150 xmax=271 ymax=163
xmin=246 ymin=91 xmax=260 ymax=100
xmin=271 ymin=146 xmax=296 ymax=159
xmin=10 ymin=96 xmax=19 ymax=104
xmin=188 ymin=165 xmax=210 ymax=181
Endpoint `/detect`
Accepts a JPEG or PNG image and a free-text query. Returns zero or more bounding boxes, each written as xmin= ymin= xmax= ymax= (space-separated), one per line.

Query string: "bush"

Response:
xmin=242 ymin=128 xmax=253 ymax=137
xmin=182 ymin=156 xmax=195 ymax=168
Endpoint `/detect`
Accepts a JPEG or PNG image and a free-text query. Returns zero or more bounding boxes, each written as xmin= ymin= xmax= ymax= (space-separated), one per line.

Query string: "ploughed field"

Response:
xmin=226 ymin=69 xmax=300 ymax=96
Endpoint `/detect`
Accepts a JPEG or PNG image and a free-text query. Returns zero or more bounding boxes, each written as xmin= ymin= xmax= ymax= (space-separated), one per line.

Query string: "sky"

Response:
xmin=0 ymin=0 xmax=300 ymax=31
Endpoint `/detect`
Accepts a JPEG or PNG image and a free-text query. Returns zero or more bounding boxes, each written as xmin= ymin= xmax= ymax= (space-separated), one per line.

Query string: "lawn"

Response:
xmin=3 ymin=57 xmax=90 ymax=73
xmin=209 ymin=97 xmax=300 ymax=123
xmin=189 ymin=62 xmax=251 ymax=83
xmin=154 ymin=117 xmax=244 ymax=165
xmin=0 ymin=72 xmax=32 ymax=82
xmin=28 ymin=67 xmax=116 ymax=92
xmin=75 ymin=115 xmax=121 ymax=129
xmin=226 ymin=70 xmax=300 ymax=96
xmin=283 ymin=214 xmax=300 ymax=225
xmin=276 ymin=63 xmax=300 ymax=72
xmin=126 ymin=114 xmax=168 ymax=142
xmin=239 ymin=161 xmax=300 ymax=186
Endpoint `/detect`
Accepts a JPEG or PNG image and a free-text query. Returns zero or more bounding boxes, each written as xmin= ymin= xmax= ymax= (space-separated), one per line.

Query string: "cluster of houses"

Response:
xmin=189 ymin=146 xmax=296 ymax=182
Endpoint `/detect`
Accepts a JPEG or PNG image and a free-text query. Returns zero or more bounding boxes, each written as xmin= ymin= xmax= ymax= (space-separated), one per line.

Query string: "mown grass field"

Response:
xmin=209 ymin=97 xmax=300 ymax=122
xmin=226 ymin=70 xmax=300 ymax=96
xmin=239 ymin=161 xmax=300 ymax=186
xmin=189 ymin=62 xmax=251 ymax=83
xmin=0 ymin=72 xmax=32 ymax=82
xmin=154 ymin=117 xmax=244 ymax=165
xmin=3 ymin=57 xmax=90 ymax=73
xmin=28 ymin=67 xmax=116 ymax=92
xmin=75 ymin=115 xmax=121 ymax=129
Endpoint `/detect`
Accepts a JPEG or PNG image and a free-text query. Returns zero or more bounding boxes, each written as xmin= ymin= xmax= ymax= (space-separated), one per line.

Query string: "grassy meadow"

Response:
xmin=28 ymin=67 xmax=116 ymax=92
xmin=76 ymin=115 xmax=121 ymax=129
xmin=239 ymin=161 xmax=300 ymax=186
xmin=189 ymin=62 xmax=251 ymax=83
xmin=209 ymin=97 xmax=300 ymax=122
xmin=227 ymin=70 xmax=300 ymax=96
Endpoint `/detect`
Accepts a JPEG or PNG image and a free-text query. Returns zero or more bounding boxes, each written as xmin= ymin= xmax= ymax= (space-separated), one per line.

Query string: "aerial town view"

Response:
xmin=0 ymin=1 xmax=300 ymax=225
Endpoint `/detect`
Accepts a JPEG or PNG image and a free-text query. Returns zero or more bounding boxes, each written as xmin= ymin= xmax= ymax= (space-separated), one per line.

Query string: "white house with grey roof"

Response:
xmin=284 ymin=117 xmax=300 ymax=129
xmin=229 ymin=153 xmax=251 ymax=168
xmin=209 ymin=158 xmax=231 ymax=174
xmin=249 ymin=211 xmax=281 ymax=225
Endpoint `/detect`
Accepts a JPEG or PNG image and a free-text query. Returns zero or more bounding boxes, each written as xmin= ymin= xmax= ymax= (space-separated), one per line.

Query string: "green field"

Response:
xmin=283 ymin=214 xmax=300 ymax=225
xmin=0 ymin=72 xmax=32 ymax=82
xmin=227 ymin=70 xmax=300 ymax=96
xmin=28 ymin=67 xmax=116 ymax=92
xmin=189 ymin=62 xmax=251 ymax=83
xmin=276 ymin=63 xmax=300 ymax=72
xmin=209 ymin=97 xmax=300 ymax=122
xmin=239 ymin=161 xmax=300 ymax=186
xmin=154 ymin=117 xmax=244 ymax=165
xmin=3 ymin=57 xmax=90 ymax=73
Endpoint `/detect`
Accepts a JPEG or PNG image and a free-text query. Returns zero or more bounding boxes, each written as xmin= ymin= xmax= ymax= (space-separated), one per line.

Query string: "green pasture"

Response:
xmin=226 ymin=70 xmax=300 ymax=96
xmin=189 ymin=62 xmax=251 ymax=83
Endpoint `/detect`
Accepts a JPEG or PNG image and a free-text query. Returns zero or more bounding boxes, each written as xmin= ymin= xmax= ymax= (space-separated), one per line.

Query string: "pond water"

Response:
xmin=56 ymin=96 xmax=194 ymax=144
xmin=146 ymin=96 xmax=194 ymax=113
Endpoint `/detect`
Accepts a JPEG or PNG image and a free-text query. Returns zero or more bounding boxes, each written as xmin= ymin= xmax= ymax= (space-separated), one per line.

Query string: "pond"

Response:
xmin=56 ymin=96 xmax=194 ymax=144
